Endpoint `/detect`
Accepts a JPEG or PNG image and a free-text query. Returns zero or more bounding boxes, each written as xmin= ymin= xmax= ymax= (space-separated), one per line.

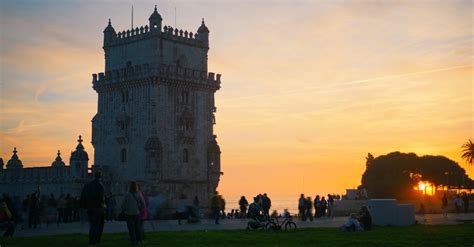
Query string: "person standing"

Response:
xmin=177 ymin=194 xmax=188 ymax=225
xmin=321 ymin=196 xmax=328 ymax=217
xmin=138 ymin=183 xmax=149 ymax=242
xmin=453 ymin=194 xmax=464 ymax=214
xmin=120 ymin=181 xmax=145 ymax=246
xmin=298 ymin=194 xmax=305 ymax=220
xmin=304 ymin=197 xmax=313 ymax=221
xmin=210 ymin=191 xmax=222 ymax=224
xmin=461 ymin=192 xmax=469 ymax=213
xmin=327 ymin=194 xmax=334 ymax=217
xmin=262 ymin=193 xmax=271 ymax=217
xmin=238 ymin=196 xmax=249 ymax=218
xmin=314 ymin=195 xmax=321 ymax=218
xmin=80 ymin=171 xmax=105 ymax=245
xmin=28 ymin=187 xmax=41 ymax=229
xmin=441 ymin=193 xmax=448 ymax=217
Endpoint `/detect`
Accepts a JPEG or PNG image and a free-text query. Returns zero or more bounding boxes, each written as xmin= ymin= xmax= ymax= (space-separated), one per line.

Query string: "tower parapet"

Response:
xmin=104 ymin=25 xmax=207 ymax=48
xmin=92 ymin=63 xmax=221 ymax=90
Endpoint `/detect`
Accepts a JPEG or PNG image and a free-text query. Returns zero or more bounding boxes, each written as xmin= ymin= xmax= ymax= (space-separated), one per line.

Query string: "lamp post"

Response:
xmin=444 ymin=171 xmax=449 ymax=190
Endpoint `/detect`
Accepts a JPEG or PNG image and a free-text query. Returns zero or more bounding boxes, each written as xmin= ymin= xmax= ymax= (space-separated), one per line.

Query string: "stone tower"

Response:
xmin=91 ymin=6 xmax=222 ymax=209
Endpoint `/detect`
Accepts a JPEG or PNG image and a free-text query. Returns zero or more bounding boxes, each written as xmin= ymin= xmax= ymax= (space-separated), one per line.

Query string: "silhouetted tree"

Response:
xmin=360 ymin=152 xmax=473 ymax=199
xmin=461 ymin=139 xmax=473 ymax=166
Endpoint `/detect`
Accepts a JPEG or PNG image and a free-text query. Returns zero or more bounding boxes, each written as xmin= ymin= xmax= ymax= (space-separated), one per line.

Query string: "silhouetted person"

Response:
xmin=28 ymin=187 xmax=41 ymax=229
xmin=453 ymin=195 xmax=464 ymax=214
xmin=462 ymin=193 xmax=469 ymax=213
xmin=441 ymin=193 xmax=448 ymax=217
xmin=298 ymin=194 xmax=305 ymax=220
xmin=314 ymin=195 xmax=321 ymax=218
xmin=262 ymin=193 xmax=271 ymax=217
xmin=327 ymin=194 xmax=334 ymax=217
xmin=304 ymin=197 xmax=313 ymax=221
xmin=80 ymin=171 xmax=105 ymax=245
xmin=239 ymin=196 xmax=249 ymax=218
xmin=138 ymin=183 xmax=148 ymax=242
xmin=121 ymin=181 xmax=145 ymax=246
xmin=358 ymin=205 xmax=372 ymax=230
xmin=321 ymin=196 xmax=327 ymax=217
xmin=177 ymin=194 xmax=188 ymax=225
xmin=248 ymin=197 xmax=261 ymax=220
xmin=210 ymin=191 xmax=222 ymax=224
xmin=0 ymin=199 xmax=15 ymax=237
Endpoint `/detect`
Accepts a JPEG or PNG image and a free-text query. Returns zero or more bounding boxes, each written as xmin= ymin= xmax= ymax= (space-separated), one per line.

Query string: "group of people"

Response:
xmin=238 ymin=193 xmax=272 ymax=219
xmin=441 ymin=192 xmax=471 ymax=216
xmin=80 ymin=172 xmax=149 ymax=245
xmin=298 ymin=194 xmax=335 ymax=221
xmin=176 ymin=194 xmax=201 ymax=224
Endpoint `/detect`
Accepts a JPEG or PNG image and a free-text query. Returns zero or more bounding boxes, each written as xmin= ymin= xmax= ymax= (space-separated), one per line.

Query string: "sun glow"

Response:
xmin=414 ymin=181 xmax=435 ymax=196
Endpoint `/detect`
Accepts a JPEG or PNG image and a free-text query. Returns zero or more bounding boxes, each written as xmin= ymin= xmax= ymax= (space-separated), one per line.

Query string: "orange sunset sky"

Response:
xmin=0 ymin=0 xmax=473 ymax=200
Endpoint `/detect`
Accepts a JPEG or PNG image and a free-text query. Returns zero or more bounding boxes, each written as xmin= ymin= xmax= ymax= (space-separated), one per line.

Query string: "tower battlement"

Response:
xmin=92 ymin=63 xmax=221 ymax=89
xmin=105 ymin=25 xmax=207 ymax=48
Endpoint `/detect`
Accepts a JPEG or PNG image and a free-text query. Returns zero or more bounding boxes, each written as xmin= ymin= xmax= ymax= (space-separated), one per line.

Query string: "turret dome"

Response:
xmin=149 ymin=5 xmax=162 ymax=22
xmin=70 ymin=135 xmax=89 ymax=161
xmin=104 ymin=18 xmax=116 ymax=33
xmin=51 ymin=150 xmax=66 ymax=167
xmin=197 ymin=18 xmax=209 ymax=33
xmin=6 ymin=147 xmax=23 ymax=169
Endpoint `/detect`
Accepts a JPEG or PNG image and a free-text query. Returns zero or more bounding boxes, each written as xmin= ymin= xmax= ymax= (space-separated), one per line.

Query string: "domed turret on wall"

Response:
xmin=70 ymin=135 xmax=89 ymax=178
xmin=51 ymin=150 xmax=66 ymax=168
xmin=6 ymin=147 xmax=23 ymax=169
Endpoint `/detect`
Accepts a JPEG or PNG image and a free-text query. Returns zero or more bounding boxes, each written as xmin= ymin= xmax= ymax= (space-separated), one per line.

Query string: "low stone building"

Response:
xmin=0 ymin=136 xmax=90 ymax=197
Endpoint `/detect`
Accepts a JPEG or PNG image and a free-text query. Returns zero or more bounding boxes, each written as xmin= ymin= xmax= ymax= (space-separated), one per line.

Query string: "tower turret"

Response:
xmin=70 ymin=135 xmax=89 ymax=178
xmin=51 ymin=150 xmax=66 ymax=168
xmin=149 ymin=5 xmax=162 ymax=32
xmin=103 ymin=18 xmax=116 ymax=46
xmin=197 ymin=18 xmax=209 ymax=45
xmin=6 ymin=147 xmax=23 ymax=169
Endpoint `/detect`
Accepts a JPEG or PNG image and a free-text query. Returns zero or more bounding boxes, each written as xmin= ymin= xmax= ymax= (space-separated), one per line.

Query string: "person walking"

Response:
xmin=120 ymin=181 xmax=145 ymax=246
xmin=80 ymin=171 xmax=105 ymax=245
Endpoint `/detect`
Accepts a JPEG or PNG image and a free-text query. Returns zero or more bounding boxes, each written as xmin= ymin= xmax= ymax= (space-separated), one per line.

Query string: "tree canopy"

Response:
xmin=360 ymin=152 xmax=473 ymax=199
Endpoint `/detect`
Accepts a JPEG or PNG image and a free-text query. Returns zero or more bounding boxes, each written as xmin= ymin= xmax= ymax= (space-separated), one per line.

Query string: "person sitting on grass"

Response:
xmin=358 ymin=206 xmax=372 ymax=231
xmin=340 ymin=213 xmax=363 ymax=232
xmin=0 ymin=200 xmax=15 ymax=237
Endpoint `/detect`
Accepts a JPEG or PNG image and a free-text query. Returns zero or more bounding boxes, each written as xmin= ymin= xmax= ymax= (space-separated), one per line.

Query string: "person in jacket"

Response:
xmin=121 ymin=181 xmax=145 ymax=246
xmin=80 ymin=171 xmax=105 ymax=245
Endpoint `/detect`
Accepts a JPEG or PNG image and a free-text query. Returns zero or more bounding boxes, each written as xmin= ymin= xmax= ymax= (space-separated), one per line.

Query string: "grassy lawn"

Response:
xmin=1 ymin=225 xmax=473 ymax=247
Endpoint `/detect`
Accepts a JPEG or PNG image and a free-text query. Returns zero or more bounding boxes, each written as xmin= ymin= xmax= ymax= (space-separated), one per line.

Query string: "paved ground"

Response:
xmin=12 ymin=213 xmax=474 ymax=237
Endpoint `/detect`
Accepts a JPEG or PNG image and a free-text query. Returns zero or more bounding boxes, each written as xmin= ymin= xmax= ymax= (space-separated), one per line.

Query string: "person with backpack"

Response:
xmin=120 ymin=181 xmax=145 ymax=245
